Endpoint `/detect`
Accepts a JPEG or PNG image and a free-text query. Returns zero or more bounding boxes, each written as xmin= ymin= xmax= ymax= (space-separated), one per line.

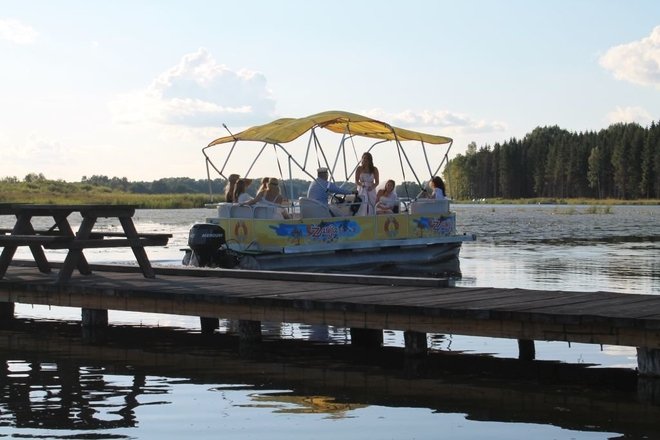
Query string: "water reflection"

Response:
xmin=1 ymin=319 xmax=659 ymax=439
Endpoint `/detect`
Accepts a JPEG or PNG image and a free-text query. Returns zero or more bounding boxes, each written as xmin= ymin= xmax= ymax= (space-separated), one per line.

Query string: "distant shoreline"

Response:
xmin=1 ymin=191 xmax=657 ymax=209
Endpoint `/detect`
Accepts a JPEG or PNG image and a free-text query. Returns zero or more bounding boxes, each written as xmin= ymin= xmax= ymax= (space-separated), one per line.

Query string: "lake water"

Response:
xmin=1 ymin=204 xmax=659 ymax=439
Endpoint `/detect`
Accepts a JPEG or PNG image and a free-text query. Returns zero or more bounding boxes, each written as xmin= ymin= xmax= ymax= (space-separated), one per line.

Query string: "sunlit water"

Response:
xmin=1 ymin=204 xmax=659 ymax=439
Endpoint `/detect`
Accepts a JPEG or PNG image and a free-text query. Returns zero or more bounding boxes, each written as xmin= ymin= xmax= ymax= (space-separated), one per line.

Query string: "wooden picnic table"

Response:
xmin=0 ymin=204 xmax=171 ymax=283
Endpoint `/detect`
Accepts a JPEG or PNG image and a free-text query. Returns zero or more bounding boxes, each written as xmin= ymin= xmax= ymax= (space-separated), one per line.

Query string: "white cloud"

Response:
xmin=364 ymin=108 xmax=507 ymax=135
xmin=599 ymin=26 xmax=660 ymax=89
xmin=0 ymin=18 xmax=38 ymax=44
xmin=605 ymin=106 xmax=653 ymax=125
xmin=109 ymin=48 xmax=276 ymax=128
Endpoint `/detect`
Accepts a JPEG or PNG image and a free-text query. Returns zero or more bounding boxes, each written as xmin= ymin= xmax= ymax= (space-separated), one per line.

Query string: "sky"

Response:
xmin=1 ymin=0 xmax=659 ymax=183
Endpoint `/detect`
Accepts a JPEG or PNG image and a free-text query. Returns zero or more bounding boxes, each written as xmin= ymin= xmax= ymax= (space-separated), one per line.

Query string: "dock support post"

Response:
xmin=637 ymin=347 xmax=660 ymax=377
xmin=350 ymin=328 xmax=383 ymax=348
xmin=518 ymin=339 xmax=536 ymax=361
xmin=200 ymin=317 xmax=219 ymax=335
xmin=0 ymin=302 xmax=14 ymax=321
xmin=82 ymin=308 xmax=108 ymax=328
xmin=404 ymin=331 xmax=428 ymax=356
xmin=238 ymin=320 xmax=262 ymax=343
xmin=81 ymin=308 xmax=108 ymax=343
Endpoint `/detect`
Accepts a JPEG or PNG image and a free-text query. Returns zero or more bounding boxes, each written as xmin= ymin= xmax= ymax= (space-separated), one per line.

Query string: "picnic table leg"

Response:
xmin=0 ymin=246 xmax=18 ymax=278
xmin=53 ymin=214 xmax=91 ymax=275
xmin=119 ymin=216 xmax=156 ymax=278
xmin=8 ymin=214 xmax=52 ymax=274
xmin=58 ymin=216 xmax=96 ymax=283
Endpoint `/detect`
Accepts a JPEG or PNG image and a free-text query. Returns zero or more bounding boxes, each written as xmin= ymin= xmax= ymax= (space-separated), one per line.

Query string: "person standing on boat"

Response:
xmin=307 ymin=167 xmax=353 ymax=216
xmin=355 ymin=152 xmax=379 ymax=216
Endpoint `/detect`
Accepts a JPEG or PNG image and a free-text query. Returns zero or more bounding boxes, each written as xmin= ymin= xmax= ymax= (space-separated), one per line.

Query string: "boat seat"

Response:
xmin=409 ymin=199 xmax=450 ymax=215
xmin=299 ymin=197 xmax=331 ymax=218
xmin=253 ymin=205 xmax=277 ymax=219
xmin=229 ymin=205 xmax=254 ymax=218
xmin=217 ymin=203 xmax=232 ymax=218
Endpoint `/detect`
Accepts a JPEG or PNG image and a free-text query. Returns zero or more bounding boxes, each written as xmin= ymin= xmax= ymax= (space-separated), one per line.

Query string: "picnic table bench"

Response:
xmin=0 ymin=204 xmax=172 ymax=283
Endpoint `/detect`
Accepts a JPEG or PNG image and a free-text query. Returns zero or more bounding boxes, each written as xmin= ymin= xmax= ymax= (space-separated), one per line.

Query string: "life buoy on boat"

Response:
xmin=234 ymin=221 xmax=249 ymax=242
xmin=384 ymin=216 xmax=399 ymax=238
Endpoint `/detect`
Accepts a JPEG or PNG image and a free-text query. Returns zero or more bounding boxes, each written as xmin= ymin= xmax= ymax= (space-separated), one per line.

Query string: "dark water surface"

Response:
xmin=1 ymin=204 xmax=659 ymax=439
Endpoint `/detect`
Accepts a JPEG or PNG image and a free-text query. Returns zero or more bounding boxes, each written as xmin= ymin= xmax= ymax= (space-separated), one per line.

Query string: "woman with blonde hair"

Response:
xmin=243 ymin=177 xmax=290 ymax=218
xmin=257 ymin=177 xmax=269 ymax=195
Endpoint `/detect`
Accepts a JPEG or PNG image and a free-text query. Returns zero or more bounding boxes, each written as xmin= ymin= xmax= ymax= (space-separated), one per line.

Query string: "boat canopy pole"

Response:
xmin=312 ymin=130 xmax=334 ymax=182
xmin=421 ymin=141 xmax=434 ymax=178
xmin=205 ymin=157 xmax=214 ymax=201
xmin=272 ymin=143 xmax=285 ymax=183
xmin=331 ymin=132 xmax=348 ymax=181
xmin=202 ymin=140 xmax=240 ymax=200
xmin=287 ymin=156 xmax=294 ymax=206
xmin=431 ymin=140 xmax=453 ymax=178
xmin=244 ymin=142 xmax=268 ymax=177
xmin=303 ymin=130 xmax=314 ymax=171
xmin=394 ymin=141 xmax=411 ymax=202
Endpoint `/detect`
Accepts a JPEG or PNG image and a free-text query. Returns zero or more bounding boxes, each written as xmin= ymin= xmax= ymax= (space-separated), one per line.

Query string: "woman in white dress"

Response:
xmin=355 ymin=152 xmax=379 ymax=216
xmin=376 ymin=179 xmax=399 ymax=214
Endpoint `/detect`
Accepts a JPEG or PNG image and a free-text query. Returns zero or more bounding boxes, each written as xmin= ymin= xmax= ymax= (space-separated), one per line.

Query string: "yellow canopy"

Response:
xmin=208 ymin=110 xmax=452 ymax=147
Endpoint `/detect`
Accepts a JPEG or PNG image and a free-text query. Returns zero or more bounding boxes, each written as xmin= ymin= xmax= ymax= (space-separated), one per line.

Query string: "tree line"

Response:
xmin=443 ymin=122 xmax=660 ymax=200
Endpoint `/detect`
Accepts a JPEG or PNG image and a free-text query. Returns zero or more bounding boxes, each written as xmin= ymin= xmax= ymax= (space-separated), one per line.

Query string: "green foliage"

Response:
xmin=446 ymin=122 xmax=660 ymax=200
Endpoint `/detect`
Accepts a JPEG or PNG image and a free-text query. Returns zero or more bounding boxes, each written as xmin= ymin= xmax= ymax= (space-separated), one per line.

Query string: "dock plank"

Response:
xmin=1 ymin=265 xmax=660 ymax=350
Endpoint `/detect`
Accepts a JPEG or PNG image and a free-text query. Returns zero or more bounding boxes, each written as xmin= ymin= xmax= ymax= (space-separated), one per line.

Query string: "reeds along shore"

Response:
xmin=1 ymin=179 xmax=658 ymax=209
xmin=1 ymin=191 xmax=659 ymax=210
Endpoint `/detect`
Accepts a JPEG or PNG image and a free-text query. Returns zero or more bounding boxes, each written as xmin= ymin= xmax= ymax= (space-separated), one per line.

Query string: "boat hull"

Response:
xmin=236 ymin=241 xmax=462 ymax=277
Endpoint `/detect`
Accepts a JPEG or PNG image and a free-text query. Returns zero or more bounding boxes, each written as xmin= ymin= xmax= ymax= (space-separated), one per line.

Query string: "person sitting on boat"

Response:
xmin=307 ymin=167 xmax=354 ymax=216
xmin=375 ymin=179 xmax=399 ymax=214
xmin=355 ymin=152 xmax=379 ymax=216
xmin=421 ymin=176 xmax=447 ymax=199
xmin=234 ymin=178 xmax=254 ymax=203
xmin=224 ymin=174 xmax=240 ymax=203
xmin=256 ymin=177 xmax=269 ymax=196
xmin=242 ymin=177 xmax=290 ymax=219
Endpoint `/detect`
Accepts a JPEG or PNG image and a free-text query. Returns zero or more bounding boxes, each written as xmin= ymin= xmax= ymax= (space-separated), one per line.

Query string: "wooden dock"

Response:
xmin=1 ymin=262 xmax=660 ymax=375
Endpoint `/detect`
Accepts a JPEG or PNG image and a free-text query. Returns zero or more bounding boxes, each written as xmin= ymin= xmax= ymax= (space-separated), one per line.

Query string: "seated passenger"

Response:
xmin=375 ymin=179 xmax=399 ymax=214
xmin=421 ymin=176 xmax=447 ymax=199
xmin=256 ymin=177 xmax=269 ymax=196
xmin=224 ymin=174 xmax=240 ymax=203
xmin=307 ymin=167 xmax=354 ymax=216
xmin=243 ymin=177 xmax=290 ymax=219
xmin=234 ymin=178 xmax=254 ymax=204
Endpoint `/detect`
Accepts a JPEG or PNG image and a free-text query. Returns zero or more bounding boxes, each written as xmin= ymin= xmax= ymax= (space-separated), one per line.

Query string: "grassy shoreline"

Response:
xmin=1 ymin=191 xmax=658 ymax=209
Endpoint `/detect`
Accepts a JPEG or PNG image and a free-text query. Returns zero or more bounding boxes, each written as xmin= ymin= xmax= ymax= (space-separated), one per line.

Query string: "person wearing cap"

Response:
xmin=307 ymin=167 xmax=354 ymax=215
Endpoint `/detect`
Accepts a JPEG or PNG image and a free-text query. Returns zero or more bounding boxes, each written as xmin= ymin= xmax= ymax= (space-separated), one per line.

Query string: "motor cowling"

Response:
xmin=187 ymin=223 xmax=226 ymax=267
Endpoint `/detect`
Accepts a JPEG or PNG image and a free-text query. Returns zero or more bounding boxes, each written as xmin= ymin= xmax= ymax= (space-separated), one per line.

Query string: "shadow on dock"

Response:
xmin=0 ymin=318 xmax=659 ymax=437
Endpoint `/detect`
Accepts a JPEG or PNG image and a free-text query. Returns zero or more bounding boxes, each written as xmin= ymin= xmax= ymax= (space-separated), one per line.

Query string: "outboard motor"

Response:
xmin=186 ymin=223 xmax=227 ymax=267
